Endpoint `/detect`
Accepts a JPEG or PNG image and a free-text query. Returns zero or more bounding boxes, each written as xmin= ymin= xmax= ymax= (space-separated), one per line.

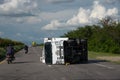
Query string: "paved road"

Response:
xmin=0 ymin=47 xmax=120 ymax=80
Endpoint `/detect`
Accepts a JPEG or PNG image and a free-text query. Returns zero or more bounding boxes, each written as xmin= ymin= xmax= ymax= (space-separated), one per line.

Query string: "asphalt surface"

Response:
xmin=0 ymin=46 xmax=120 ymax=80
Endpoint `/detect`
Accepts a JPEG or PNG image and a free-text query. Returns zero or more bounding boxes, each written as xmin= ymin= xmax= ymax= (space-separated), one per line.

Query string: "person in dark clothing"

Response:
xmin=24 ymin=45 xmax=28 ymax=54
xmin=6 ymin=44 xmax=14 ymax=55
xmin=6 ymin=44 xmax=15 ymax=61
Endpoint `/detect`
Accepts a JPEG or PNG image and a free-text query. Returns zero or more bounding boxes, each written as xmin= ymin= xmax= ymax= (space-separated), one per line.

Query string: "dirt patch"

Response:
xmin=97 ymin=56 xmax=120 ymax=62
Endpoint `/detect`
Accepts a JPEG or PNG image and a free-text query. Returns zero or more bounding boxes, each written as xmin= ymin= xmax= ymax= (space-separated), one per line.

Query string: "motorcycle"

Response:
xmin=6 ymin=54 xmax=15 ymax=64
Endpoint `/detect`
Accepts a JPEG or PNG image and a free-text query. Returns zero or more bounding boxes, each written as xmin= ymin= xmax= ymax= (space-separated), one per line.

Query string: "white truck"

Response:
xmin=40 ymin=38 xmax=88 ymax=65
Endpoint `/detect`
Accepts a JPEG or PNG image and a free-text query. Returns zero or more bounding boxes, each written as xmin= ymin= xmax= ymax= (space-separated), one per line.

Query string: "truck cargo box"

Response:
xmin=64 ymin=39 xmax=88 ymax=64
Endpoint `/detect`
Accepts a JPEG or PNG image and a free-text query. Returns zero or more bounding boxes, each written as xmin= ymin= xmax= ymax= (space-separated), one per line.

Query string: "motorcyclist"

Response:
xmin=24 ymin=45 xmax=28 ymax=54
xmin=6 ymin=44 xmax=15 ymax=63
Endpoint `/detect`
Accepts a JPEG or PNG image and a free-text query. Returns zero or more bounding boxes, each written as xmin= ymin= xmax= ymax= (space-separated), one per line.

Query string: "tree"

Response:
xmin=62 ymin=18 xmax=120 ymax=54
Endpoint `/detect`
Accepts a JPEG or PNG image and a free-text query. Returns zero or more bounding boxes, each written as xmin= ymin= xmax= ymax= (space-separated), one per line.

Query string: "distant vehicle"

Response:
xmin=32 ymin=41 xmax=36 ymax=47
xmin=40 ymin=38 xmax=88 ymax=65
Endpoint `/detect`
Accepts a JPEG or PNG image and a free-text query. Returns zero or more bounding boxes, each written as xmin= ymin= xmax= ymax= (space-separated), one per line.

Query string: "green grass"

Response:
xmin=0 ymin=48 xmax=6 ymax=59
xmin=88 ymin=51 xmax=120 ymax=59
xmin=88 ymin=51 xmax=120 ymax=64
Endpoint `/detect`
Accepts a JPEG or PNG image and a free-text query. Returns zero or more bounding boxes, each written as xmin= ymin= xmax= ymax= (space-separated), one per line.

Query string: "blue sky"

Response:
xmin=0 ymin=0 xmax=120 ymax=45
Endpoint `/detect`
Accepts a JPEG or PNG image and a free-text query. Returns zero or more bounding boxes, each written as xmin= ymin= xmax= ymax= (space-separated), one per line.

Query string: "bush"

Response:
xmin=14 ymin=45 xmax=24 ymax=53
xmin=0 ymin=48 xmax=6 ymax=59
xmin=63 ymin=21 xmax=120 ymax=54
xmin=110 ymin=47 xmax=120 ymax=54
xmin=0 ymin=45 xmax=24 ymax=59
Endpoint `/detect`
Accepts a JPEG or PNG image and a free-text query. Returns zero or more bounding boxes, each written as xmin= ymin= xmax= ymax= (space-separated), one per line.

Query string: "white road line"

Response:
xmin=95 ymin=63 xmax=114 ymax=69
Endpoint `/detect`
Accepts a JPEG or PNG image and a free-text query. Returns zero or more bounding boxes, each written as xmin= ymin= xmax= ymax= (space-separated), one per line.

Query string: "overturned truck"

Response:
xmin=40 ymin=38 xmax=88 ymax=64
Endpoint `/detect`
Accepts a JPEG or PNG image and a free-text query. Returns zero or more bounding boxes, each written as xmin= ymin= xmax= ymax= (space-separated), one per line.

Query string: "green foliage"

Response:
xmin=63 ymin=19 xmax=120 ymax=54
xmin=0 ymin=38 xmax=24 ymax=59
xmin=0 ymin=48 xmax=6 ymax=59
xmin=14 ymin=45 xmax=24 ymax=53
xmin=0 ymin=38 xmax=24 ymax=47
xmin=37 ymin=43 xmax=44 ymax=46
xmin=88 ymin=51 xmax=120 ymax=59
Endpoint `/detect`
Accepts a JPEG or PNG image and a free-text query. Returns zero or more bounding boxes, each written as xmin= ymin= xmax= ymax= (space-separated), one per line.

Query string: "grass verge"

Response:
xmin=88 ymin=51 xmax=120 ymax=64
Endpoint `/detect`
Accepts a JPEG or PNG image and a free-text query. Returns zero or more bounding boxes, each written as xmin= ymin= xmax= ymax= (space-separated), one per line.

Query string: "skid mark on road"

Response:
xmin=94 ymin=63 xmax=114 ymax=69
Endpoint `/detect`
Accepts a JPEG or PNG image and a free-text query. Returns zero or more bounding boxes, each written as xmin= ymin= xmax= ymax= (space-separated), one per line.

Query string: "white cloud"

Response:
xmin=90 ymin=1 xmax=118 ymax=19
xmin=42 ymin=1 xmax=118 ymax=30
xmin=0 ymin=0 xmax=18 ymax=12
xmin=0 ymin=0 xmax=37 ymax=16
xmin=107 ymin=8 xmax=118 ymax=16
xmin=42 ymin=20 xmax=61 ymax=30
xmin=47 ymin=0 xmax=74 ymax=3
xmin=42 ymin=20 xmax=76 ymax=30
xmin=69 ymin=1 xmax=118 ymax=25
xmin=67 ymin=8 xmax=90 ymax=25
xmin=90 ymin=1 xmax=106 ymax=19
xmin=16 ymin=16 xmax=41 ymax=24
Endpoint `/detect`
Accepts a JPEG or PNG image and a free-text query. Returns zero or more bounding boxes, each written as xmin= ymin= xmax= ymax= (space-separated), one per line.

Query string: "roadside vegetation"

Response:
xmin=62 ymin=17 xmax=120 ymax=63
xmin=62 ymin=17 xmax=120 ymax=54
xmin=88 ymin=51 xmax=120 ymax=58
xmin=0 ymin=38 xmax=24 ymax=60
xmin=88 ymin=51 xmax=120 ymax=63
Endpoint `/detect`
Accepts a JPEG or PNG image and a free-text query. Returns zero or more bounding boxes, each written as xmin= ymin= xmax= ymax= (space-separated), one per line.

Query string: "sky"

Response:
xmin=0 ymin=0 xmax=120 ymax=45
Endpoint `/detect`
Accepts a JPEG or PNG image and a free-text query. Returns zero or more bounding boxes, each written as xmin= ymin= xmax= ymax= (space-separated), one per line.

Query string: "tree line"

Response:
xmin=0 ymin=38 xmax=24 ymax=47
xmin=62 ymin=17 xmax=120 ymax=54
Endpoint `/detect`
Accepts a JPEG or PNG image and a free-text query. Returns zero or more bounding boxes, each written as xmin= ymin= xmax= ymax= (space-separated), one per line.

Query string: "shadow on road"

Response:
xmin=69 ymin=59 xmax=108 ymax=65
xmin=13 ymin=61 xmax=35 ymax=64
xmin=12 ymin=59 xmax=107 ymax=65
xmin=88 ymin=59 xmax=108 ymax=64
